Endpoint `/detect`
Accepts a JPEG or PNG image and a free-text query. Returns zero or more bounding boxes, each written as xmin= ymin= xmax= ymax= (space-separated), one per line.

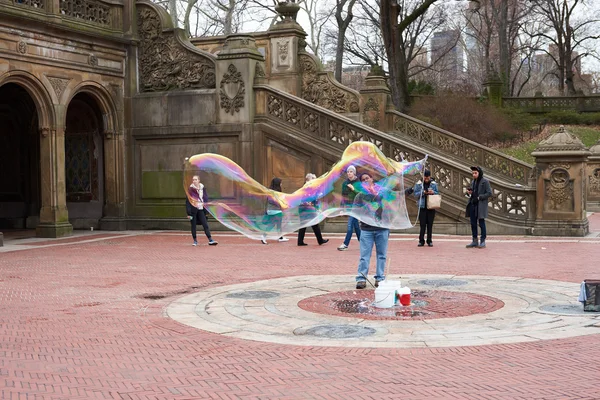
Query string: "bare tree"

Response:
xmin=465 ymin=0 xmax=532 ymax=96
xmin=296 ymin=0 xmax=335 ymax=60
xmin=528 ymin=0 xmax=600 ymax=95
xmin=332 ymin=0 xmax=358 ymax=81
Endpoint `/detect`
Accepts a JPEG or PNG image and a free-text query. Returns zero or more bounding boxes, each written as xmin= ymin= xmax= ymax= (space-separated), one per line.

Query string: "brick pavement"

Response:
xmin=1 ymin=222 xmax=600 ymax=399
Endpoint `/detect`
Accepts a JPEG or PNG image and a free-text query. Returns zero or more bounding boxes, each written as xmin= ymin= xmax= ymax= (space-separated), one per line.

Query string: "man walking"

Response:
xmin=466 ymin=166 xmax=492 ymax=248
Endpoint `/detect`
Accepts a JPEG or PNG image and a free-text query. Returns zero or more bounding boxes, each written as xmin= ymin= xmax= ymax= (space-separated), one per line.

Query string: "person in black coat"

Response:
xmin=466 ymin=166 xmax=492 ymax=248
xmin=297 ymin=173 xmax=329 ymax=246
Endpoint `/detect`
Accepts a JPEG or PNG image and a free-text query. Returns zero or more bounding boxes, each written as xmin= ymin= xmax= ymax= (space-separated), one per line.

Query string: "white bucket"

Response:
xmin=378 ymin=280 xmax=402 ymax=305
xmin=374 ymin=286 xmax=396 ymax=308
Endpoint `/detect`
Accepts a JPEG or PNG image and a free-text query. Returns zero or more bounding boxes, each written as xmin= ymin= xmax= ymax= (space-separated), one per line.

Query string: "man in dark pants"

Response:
xmin=413 ymin=169 xmax=439 ymax=247
xmin=186 ymin=175 xmax=218 ymax=247
xmin=466 ymin=166 xmax=492 ymax=248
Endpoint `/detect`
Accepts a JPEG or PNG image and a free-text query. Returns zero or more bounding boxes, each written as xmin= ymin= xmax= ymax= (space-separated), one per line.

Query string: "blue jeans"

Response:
xmin=343 ymin=216 xmax=361 ymax=246
xmin=356 ymin=229 xmax=389 ymax=282
xmin=469 ymin=205 xmax=486 ymax=241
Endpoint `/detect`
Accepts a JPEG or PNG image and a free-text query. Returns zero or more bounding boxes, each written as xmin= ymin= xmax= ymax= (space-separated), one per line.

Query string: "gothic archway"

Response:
xmin=0 ymin=83 xmax=41 ymax=229
xmin=64 ymin=93 xmax=104 ymax=227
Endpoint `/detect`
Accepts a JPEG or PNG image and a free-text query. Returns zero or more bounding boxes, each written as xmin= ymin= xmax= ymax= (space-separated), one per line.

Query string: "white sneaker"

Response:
xmin=278 ymin=237 xmax=289 ymax=242
xmin=337 ymin=244 xmax=348 ymax=251
xmin=261 ymin=238 xmax=268 ymax=245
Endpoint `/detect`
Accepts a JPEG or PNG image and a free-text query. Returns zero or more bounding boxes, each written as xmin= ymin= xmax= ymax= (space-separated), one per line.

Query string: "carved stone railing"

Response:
xmin=0 ymin=0 xmax=124 ymax=32
xmin=6 ymin=0 xmax=45 ymax=8
xmin=60 ymin=0 xmax=115 ymax=28
xmin=255 ymin=84 xmax=536 ymax=223
xmin=136 ymin=2 xmax=216 ymax=92
xmin=503 ymin=96 xmax=600 ymax=113
xmin=390 ymin=111 xmax=534 ymax=186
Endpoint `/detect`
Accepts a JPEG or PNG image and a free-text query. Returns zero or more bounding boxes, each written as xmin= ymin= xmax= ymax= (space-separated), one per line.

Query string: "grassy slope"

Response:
xmin=498 ymin=125 xmax=600 ymax=164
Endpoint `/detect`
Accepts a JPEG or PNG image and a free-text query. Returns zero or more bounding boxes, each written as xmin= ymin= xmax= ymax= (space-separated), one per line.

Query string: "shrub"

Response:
xmin=408 ymin=95 xmax=517 ymax=145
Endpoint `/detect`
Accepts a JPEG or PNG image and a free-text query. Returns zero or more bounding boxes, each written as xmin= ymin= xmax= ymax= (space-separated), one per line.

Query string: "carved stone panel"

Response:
xmin=544 ymin=168 xmax=574 ymax=212
xmin=276 ymin=40 xmax=290 ymax=67
xmin=299 ymin=54 xmax=360 ymax=114
xmin=589 ymin=168 xmax=600 ymax=195
xmin=136 ymin=5 xmax=216 ymax=92
xmin=362 ymin=97 xmax=380 ymax=129
xmin=219 ymin=64 xmax=245 ymax=115
xmin=47 ymin=77 xmax=70 ymax=100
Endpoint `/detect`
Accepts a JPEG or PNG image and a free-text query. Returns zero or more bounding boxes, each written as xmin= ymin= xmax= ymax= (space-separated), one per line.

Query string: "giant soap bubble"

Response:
xmin=184 ymin=141 xmax=426 ymax=240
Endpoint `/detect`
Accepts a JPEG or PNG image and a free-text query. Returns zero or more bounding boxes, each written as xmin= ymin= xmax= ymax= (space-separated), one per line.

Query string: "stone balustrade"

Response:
xmin=1 ymin=0 xmax=124 ymax=31
xmin=255 ymin=85 xmax=537 ymax=225
xmin=389 ymin=111 xmax=534 ymax=186
xmin=503 ymin=96 xmax=600 ymax=113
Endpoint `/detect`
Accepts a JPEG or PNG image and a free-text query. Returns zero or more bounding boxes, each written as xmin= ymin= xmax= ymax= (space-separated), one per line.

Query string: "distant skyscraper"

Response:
xmin=431 ymin=30 xmax=464 ymax=77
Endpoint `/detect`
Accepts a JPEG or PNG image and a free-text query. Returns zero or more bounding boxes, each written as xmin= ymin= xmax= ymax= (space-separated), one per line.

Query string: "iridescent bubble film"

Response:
xmin=184 ymin=141 xmax=426 ymax=240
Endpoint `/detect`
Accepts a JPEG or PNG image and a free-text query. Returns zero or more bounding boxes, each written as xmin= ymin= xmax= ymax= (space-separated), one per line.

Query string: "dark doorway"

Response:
xmin=64 ymin=93 xmax=104 ymax=228
xmin=0 ymin=83 xmax=41 ymax=229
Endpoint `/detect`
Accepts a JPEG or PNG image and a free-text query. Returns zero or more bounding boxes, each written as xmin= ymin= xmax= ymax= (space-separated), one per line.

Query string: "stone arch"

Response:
xmin=63 ymin=81 xmax=123 ymax=228
xmin=0 ymin=70 xmax=55 ymax=130
xmin=66 ymin=81 xmax=119 ymax=135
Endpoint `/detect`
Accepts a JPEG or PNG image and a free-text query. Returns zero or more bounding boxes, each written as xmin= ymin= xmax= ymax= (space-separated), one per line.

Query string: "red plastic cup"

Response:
xmin=400 ymin=293 xmax=411 ymax=306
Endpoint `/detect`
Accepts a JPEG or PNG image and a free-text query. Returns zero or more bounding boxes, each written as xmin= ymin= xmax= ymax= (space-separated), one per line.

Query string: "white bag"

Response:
xmin=427 ymin=194 xmax=442 ymax=210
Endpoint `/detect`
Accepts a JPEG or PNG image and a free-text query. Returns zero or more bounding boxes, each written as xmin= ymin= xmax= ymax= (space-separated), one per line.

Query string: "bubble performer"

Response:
xmin=184 ymin=141 xmax=427 ymax=240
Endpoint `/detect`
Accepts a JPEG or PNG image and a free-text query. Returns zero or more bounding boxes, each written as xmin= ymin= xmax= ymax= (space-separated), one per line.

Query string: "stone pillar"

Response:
xmin=216 ymin=34 xmax=264 ymax=124
xmin=100 ymin=130 xmax=127 ymax=230
xmin=585 ymin=140 xmax=600 ymax=211
xmin=531 ymin=126 xmax=590 ymax=236
xmin=265 ymin=1 xmax=306 ymax=96
xmin=36 ymin=126 xmax=73 ymax=238
xmin=359 ymin=66 xmax=390 ymax=131
xmin=482 ymin=65 xmax=503 ymax=107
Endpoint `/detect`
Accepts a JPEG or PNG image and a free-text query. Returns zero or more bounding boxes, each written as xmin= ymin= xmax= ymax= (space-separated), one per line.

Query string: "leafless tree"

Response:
xmin=464 ymin=0 xmax=532 ymax=96
xmin=527 ymin=0 xmax=600 ymax=95
xmin=295 ymin=0 xmax=335 ymax=60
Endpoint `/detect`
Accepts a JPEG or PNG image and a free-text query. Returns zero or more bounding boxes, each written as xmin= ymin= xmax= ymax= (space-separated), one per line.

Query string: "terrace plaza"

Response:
xmin=1 ymin=214 xmax=599 ymax=399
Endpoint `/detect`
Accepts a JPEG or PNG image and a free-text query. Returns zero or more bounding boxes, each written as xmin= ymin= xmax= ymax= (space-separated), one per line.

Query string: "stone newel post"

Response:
xmin=265 ymin=1 xmax=306 ymax=96
xmin=215 ymin=35 xmax=264 ymax=124
xmin=359 ymin=66 xmax=390 ymax=131
xmin=531 ymin=126 xmax=590 ymax=236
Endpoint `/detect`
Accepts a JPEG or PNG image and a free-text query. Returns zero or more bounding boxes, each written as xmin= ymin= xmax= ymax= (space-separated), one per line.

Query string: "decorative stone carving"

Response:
xmin=47 ymin=77 xmax=70 ymax=100
xmin=88 ymin=54 xmax=98 ymax=67
xmin=549 ymin=163 xmax=571 ymax=170
xmin=362 ymin=97 xmax=380 ymax=129
xmin=589 ymin=168 xmax=600 ymax=194
xmin=545 ymin=168 xmax=574 ymax=211
xmin=255 ymin=63 xmax=266 ymax=79
xmin=17 ymin=41 xmax=27 ymax=54
xmin=534 ymin=125 xmax=586 ymax=152
xmin=299 ymin=54 xmax=360 ymax=113
xmin=219 ymin=64 xmax=245 ymax=115
xmin=40 ymin=127 xmax=51 ymax=138
xmin=59 ymin=0 xmax=111 ymax=26
xmin=137 ymin=5 xmax=216 ymax=92
xmin=278 ymin=41 xmax=289 ymax=62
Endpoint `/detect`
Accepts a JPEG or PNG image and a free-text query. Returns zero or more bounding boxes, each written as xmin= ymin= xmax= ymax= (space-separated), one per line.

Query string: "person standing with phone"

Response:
xmin=466 ymin=166 xmax=492 ymax=248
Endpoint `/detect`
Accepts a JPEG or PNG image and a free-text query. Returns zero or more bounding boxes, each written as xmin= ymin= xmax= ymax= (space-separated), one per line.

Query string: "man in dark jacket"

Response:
xmin=466 ymin=166 xmax=492 ymax=248
xmin=186 ymin=175 xmax=218 ymax=247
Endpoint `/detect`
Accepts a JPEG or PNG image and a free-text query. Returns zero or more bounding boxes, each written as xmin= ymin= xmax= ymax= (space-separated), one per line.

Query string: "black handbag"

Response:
xmin=465 ymin=202 xmax=472 ymax=218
